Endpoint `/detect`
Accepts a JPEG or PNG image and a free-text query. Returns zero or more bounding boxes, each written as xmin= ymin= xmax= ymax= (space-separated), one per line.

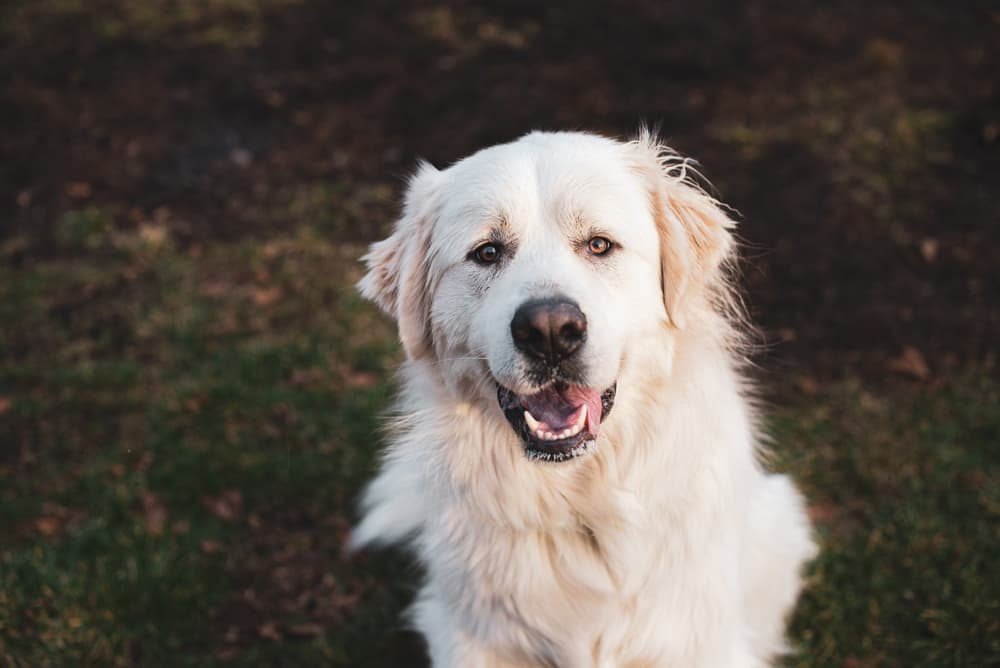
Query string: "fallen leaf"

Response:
xmin=807 ymin=502 xmax=839 ymax=526
xmin=265 ymin=90 xmax=286 ymax=108
xmin=214 ymin=647 xmax=239 ymax=661
xmin=127 ymin=207 xmax=146 ymax=224
xmin=200 ymin=539 xmax=224 ymax=554
xmin=153 ymin=206 xmax=171 ymax=223
xmin=793 ymin=376 xmax=821 ymax=396
xmin=347 ymin=370 xmax=378 ymax=388
xmin=864 ymin=37 xmax=903 ymax=68
xmin=141 ymin=492 xmax=168 ymax=535
xmin=290 ymin=368 xmax=323 ymax=387
xmin=887 ymin=346 xmax=931 ymax=380
xmin=329 ymin=592 xmax=361 ymax=613
xmin=775 ymin=328 xmax=797 ymax=342
xmin=35 ymin=517 xmax=61 ymax=537
xmin=203 ymin=490 xmax=243 ymax=522
xmin=65 ymin=181 xmax=93 ymax=199
xmin=257 ymin=622 xmax=281 ymax=641
xmin=138 ymin=223 xmax=169 ymax=247
xmin=251 ymin=287 xmax=282 ymax=306
xmin=920 ymin=238 xmax=939 ymax=263
xmin=230 ymin=148 xmax=253 ymax=168
xmin=286 ymin=622 xmax=324 ymax=637
xmin=984 ymin=122 xmax=999 ymax=144
xmin=0 ymin=396 xmax=11 ymax=414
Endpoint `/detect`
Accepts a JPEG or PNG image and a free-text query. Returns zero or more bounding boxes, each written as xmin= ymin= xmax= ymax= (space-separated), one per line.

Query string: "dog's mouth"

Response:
xmin=496 ymin=381 xmax=617 ymax=462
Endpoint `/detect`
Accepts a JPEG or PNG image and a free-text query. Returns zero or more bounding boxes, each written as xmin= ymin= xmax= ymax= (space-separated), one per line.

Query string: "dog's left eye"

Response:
xmin=587 ymin=236 xmax=613 ymax=256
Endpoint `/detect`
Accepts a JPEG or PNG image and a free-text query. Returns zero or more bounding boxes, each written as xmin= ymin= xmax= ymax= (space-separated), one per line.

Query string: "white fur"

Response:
xmin=353 ymin=130 xmax=816 ymax=667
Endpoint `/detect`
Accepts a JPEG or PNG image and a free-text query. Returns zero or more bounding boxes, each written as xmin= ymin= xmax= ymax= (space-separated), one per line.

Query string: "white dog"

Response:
xmin=352 ymin=130 xmax=815 ymax=667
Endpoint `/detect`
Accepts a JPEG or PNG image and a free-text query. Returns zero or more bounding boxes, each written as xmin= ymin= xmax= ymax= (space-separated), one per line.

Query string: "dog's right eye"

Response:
xmin=471 ymin=243 xmax=502 ymax=265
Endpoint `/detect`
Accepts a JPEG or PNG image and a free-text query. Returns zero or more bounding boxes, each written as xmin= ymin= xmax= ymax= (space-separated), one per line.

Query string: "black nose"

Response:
xmin=510 ymin=298 xmax=588 ymax=363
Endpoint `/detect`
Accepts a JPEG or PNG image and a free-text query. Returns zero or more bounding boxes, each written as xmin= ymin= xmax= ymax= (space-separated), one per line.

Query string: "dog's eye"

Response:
xmin=587 ymin=237 xmax=613 ymax=256
xmin=472 ymin=242 xmax=502 ymax=265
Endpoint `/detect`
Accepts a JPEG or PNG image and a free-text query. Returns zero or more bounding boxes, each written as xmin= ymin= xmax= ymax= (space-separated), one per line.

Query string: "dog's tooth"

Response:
xmin=524 ymin=410 xmax=541 ymax=433
xmin=573 ymin=405 xmax=587 ymax=430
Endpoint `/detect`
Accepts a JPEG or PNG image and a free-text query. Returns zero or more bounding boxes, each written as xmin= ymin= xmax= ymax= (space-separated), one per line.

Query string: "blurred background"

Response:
xmin=1 ymin=1 xmax=997 ymax=666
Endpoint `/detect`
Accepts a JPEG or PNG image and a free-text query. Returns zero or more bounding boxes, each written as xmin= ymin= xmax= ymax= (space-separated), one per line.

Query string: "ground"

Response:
xmin=1 ymin=1 xmax=998 ymax=666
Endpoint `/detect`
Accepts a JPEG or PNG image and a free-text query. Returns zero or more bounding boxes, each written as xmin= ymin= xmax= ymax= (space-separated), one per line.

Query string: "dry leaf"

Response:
xmin=138 ymin=224 xmax=169 ymax=247
xmin=200 ymin=539 xmax=224 ymax=554
xmin=290 ymin=368 xmax=323 ymax=387
xmin=347 ymin=370 xmax=378 ymax=388
xmin=775 ymin=328 xmax=797 ymax=342
xmin=864 ymin=38 xmax=903 ymax=68
xmin=793 ymin=376 xmax=821 ymax=396
xmin=257 ymin=622 xmax=281 ymax=641
xmin=887 ymin=346 xmax=931 ymax=380
xmin=984 ymin=122 xmax=999 ymax=144
xmin=286 ymin=622 xmax=324 ymax=637
xmin=807 ymin=503 xmax=839 ymax=526
xmin=203 ymin=490 xmax=243 ymax=522
xmin=214 ymin=647 xmax=239 ymax=661
xmin=141 ymin=492 xmax=168 ymax=535
xmin=329 ymin=592 xmax=361 ymax=613
xmin=0 ymin=396 xmax=11 ymax=414
xmin=127 ymin=207 xmax=146 ymax=224
xmin=35 ymin=516 xmax=61 ymax=537
xmin=65 ymin=181 xmax=93 ymax=199
xmin=920 ymin=238 xmax=939 ymax=263
xmin=230 ymin=148 xmax=252 ymax=168
xmin=251 ymin=287 xmax=282 ymax=306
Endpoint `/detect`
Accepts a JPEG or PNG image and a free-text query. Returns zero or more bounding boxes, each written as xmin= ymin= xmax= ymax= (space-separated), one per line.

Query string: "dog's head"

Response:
xmin=360 ymin=130 xmax=736 ymax=462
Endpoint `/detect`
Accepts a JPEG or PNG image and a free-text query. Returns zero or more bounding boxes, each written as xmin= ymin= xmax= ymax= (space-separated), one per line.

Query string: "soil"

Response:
xmin=3 ymin=1 xmax=998 ymax=380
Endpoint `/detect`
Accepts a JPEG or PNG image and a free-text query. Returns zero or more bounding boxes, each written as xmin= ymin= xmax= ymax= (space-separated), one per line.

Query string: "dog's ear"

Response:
xmin=631 ymin=130 xmax=735 ymax=329
xmin=358 ymin=162 xmax=440 ymax=359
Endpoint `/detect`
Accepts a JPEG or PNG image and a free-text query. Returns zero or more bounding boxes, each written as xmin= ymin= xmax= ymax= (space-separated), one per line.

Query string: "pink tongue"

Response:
xmin=520 ymin=385 xmax=604 ymax=436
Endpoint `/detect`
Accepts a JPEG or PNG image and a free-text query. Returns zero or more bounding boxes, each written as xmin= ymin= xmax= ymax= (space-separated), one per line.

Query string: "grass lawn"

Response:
xmin=1 ymin=217 xmax=997 ymax=666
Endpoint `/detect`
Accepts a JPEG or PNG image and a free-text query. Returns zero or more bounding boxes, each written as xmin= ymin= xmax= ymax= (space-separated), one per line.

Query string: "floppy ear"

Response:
xmin=357 ymin=162 xmax=440 ymax=359
xmin=631 ymin=131 xmax=736 ymax=329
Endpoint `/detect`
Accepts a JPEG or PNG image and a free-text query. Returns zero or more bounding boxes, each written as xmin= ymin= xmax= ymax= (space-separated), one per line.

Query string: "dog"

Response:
xmin=351 ymin=129 xmax=815 ymax=667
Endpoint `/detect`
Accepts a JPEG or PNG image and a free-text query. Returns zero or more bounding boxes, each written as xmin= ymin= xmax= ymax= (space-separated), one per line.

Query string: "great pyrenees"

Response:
xmin=352 ymin=130 xmax=815 ymax=667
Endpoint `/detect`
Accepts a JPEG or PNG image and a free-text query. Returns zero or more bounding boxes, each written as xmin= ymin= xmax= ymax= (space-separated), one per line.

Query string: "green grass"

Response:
xmin=1 ymin=216 xmax=997 ymax=666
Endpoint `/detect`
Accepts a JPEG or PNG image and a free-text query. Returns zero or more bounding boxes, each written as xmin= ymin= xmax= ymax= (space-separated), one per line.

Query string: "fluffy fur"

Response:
xmin=352 ymin=130 xmax=816 ymax=667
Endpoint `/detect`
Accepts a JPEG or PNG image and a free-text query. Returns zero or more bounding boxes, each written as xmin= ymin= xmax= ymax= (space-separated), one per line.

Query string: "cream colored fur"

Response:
xmin=352 ymin=130 xmax=816 ymax=667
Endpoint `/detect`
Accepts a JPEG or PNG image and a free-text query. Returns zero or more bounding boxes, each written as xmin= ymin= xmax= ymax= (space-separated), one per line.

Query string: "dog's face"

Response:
xmin=360 ymin=131 xmax=734 ymax=462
